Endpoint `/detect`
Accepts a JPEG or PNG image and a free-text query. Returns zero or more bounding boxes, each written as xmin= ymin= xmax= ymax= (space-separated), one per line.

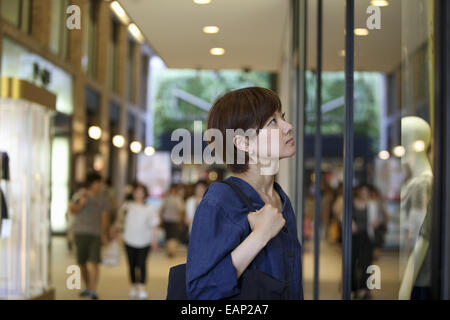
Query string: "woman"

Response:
xmin=185 ymin=180 xmax=208 ymax=235
xmin=351 ymin=184 xmax=374 ymax=300
xmin=113 ymin=183 xmax=159 ymax=299
xmin=186 ymin=87 xmax=303 ymax=300
xmin=159 ymin=184 xmax=185 ymax=258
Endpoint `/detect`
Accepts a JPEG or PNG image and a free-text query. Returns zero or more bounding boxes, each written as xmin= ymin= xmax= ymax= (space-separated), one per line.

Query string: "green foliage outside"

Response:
xmin=305 ymin=71 xmax=382 ymax=152
xmin=151 ymin=68 xmax=382 ymax=153
xmin=151 ymin=69 xmax=271 ymax=148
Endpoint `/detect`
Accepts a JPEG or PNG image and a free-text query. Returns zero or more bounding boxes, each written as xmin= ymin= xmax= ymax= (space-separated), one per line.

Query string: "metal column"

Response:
xmin=313 ymin=0 xmax=323 ymax=301
xmin=342 ymin=0 xmax=354 ymax=301
xmin=432 ymin=0 xmax=450 ymax=300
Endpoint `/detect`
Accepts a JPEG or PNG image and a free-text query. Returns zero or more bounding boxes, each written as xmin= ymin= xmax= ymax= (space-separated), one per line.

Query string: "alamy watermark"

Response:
xmin=66 ymin=265 xmax=81 ymax=290
xmin=170 ymin=122 xmax=282 ymax=175
xmin=366 ymin=5 xmax=382 ymax=30
xmin=66 ymin=5 xmax=81 ymax=30
xmin=64 ymin=4 xmax=382 ymax=31
xmin=367 ymin=265 xmax=381 ymax=290
xmin=64 ymin=263 xmax=382 ymax=291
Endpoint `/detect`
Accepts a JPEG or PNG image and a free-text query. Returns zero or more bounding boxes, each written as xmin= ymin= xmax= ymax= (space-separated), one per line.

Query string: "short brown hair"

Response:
xmin=132 ymin=182 xmax=149 ymax=199
xmin=206 ymin=87 xmax=282 ymax=173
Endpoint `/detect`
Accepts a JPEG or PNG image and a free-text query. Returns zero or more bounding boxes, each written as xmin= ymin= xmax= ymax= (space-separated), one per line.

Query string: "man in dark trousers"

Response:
xmin=69 ymin=173 xmax=110 ymax=300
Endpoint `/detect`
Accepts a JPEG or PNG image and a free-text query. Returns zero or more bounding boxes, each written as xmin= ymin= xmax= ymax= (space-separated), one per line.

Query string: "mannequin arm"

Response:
xmin=398 ymin=236 xmax=429 ymax=299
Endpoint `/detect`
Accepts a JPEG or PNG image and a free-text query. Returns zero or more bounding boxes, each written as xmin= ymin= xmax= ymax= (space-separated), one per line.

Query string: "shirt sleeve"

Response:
xmin=71 ymin=188 xmax=85 ymax=203
xmin=186 ymin=198 xmax=196 ymax=220
xmin=186 ymin=195 xmax=244 ymax=300
xmin=148 ymin=205 xmax=160 ymax=228
xmin=103 ymin=195 xmax=112 ymax=213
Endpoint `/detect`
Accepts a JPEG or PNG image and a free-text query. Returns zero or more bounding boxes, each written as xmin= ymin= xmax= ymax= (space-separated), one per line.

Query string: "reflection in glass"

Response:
xmin=398 ymin=0 xmax=435 ymax=300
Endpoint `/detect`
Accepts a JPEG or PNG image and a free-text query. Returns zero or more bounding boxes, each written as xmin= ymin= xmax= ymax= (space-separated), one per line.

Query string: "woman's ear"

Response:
xmin=233 ymin=135 xmax=249 ymax=153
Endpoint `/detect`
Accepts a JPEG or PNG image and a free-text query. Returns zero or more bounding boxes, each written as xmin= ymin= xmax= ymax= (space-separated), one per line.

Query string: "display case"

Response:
xmin=0 ymin=77 xmax=55 ymax=299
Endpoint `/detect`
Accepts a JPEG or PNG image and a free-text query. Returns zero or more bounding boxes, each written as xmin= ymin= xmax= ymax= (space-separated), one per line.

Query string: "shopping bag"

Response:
xmin=102 ymin=240 xmax=121 ymax=267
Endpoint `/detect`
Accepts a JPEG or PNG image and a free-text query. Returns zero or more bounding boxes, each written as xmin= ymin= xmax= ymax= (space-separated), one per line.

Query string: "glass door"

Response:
xmin=293 ymin=0 xmax=449 ymax=300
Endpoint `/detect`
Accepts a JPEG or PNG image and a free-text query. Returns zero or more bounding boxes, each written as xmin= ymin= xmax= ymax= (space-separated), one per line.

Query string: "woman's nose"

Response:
xmin=282 ymin=119 xmax=293 ymax=134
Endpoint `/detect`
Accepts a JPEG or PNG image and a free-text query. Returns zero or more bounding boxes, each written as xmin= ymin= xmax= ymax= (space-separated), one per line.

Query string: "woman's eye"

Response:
xmin=268 ymin=119 xmax=275 ymax=126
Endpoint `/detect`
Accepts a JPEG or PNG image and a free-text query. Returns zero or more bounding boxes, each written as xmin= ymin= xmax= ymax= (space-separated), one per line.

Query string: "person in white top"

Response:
xmin=112 ymin=183 xmax=160 ymax=300
xmin=185 ymin=180 xmax=208 ymax=235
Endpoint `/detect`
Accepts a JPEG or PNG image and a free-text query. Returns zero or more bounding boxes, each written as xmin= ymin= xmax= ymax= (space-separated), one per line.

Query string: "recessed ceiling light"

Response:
xmin=210 ymin=47 xmax=225 ymax=55
xmin=209 ymin=171 xmax=218 ymax=181
xmin=194 ymin=0 xmax=211 ymax=4
xmin=112 ymin=135 xmax=125 ymax=148
xmin=393 ymin=145 xmax=405 ymax=158
xmin=145 ymin=146 xmax=156 ymax=156
xmin=203 ymin=26 xmax=219 ymax=34
xmin=354 ymin=28 xmax=369 ymax=36
xmin=130 ymin=141 xmax=142 ymax=154
xmin=378 ymin=150 xmax=390 ymax=160
xmin=88 ymin=126 xmax=102 ymax=140
xmin=371 ymin=0 xmax=389 ymax=7
xmin=413 ymin=140 xmax=426 ymax=153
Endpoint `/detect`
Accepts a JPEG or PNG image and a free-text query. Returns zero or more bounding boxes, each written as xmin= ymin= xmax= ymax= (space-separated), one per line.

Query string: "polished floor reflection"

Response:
xmin=302 ymin=240 xmax=400 ymax=299
xmin=51 ymin=236 xmax=400 ymax=300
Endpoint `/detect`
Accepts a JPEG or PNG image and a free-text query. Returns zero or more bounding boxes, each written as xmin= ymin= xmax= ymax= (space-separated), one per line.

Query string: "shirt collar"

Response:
xmin=227 ymin=176 xmax=288 ymax=213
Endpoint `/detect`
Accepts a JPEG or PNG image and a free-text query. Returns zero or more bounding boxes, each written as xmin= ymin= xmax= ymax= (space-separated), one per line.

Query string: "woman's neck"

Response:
xmin=234 ymin=165 xmax=275 ymax=196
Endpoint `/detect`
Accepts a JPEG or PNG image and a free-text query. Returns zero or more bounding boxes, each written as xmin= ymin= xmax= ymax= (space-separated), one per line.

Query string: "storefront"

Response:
xmin=291 ymin=0 xmax=450 ymax=299
xmin=0 ymin=78 xmax=55 ymax=299
xmin=1 ymin=37 xmax=73 ymax=234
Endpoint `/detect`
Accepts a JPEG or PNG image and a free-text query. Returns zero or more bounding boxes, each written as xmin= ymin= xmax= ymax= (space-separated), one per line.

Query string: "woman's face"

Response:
xmin=358 ymin=186 xmax=370 ymax=201
xmin=177 ymin=186 xmax=185 ymax=198
xmin=251 ymin=111 xmax=296 ymax=161
xmin=133 ymin=186 xmax=146 ymax=202
xmin=195 ymin=183 xmax=207 ymax=198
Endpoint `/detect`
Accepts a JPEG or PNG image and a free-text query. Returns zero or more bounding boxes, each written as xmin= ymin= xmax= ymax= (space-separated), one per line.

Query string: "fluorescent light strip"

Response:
xmin=129 ymin=23 xmax=144 ymax=43
xmin=110 ymin=1 xmax=130 ymax=25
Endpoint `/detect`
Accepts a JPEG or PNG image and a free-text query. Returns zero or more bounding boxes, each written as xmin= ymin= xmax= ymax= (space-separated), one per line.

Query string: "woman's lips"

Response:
xmin=286 ymin=138 xmax=294 ymax=145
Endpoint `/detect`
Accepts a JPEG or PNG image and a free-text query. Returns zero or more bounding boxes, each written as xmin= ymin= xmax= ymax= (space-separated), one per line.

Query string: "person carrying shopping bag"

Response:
xmin=184 ymin=87 xmax=303 ymax=300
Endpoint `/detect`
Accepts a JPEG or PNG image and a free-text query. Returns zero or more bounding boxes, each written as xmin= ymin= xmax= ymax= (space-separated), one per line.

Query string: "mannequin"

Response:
xmin=398 ymin=116 xmax=433 ymax=299
xmin=0 ymin=152 xmax=10 ymax=235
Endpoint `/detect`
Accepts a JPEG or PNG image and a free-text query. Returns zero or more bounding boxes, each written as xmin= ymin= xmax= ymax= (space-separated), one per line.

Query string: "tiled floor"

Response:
xmin=51 ymin=236 xmax=400 ymax=300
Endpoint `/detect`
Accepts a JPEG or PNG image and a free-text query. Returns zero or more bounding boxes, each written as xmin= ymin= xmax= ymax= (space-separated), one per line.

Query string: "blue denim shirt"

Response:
xmin=186 ymin=176 xmax=303 ymax=300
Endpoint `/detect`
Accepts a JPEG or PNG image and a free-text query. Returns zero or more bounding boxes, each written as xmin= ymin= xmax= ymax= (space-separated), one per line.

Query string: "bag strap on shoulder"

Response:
xmin=220 ymin=179 xmax=260 ymax=271
xmin=220 ymin=179 xmax=256 ymax=212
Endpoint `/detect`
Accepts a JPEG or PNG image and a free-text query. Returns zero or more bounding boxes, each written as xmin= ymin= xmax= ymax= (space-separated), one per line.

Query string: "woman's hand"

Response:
xmin=109 ymin=225 xmax=119 ymax=240
xmin=247 ymin=204 xmax=286 ymax=244
xmin=231 ymin=204 xmax=285 ymax=278
xmin=79 ymin=195 xmax=87 ymax=207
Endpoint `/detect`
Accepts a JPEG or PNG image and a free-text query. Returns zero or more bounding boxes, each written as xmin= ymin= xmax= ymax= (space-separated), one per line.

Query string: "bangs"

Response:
xmin=238 ymin=87 xmax=282 ymax=130
xmin=213 ymin=87 xmax=282 ymax=133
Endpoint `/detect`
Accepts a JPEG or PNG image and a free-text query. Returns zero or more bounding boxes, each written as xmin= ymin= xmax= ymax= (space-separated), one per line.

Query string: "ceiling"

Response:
xmin=120 ymin=0 xmax=426 ymax=73
xmin=120 ymin=0 xmax=290 ymax=72
xmin=307 ymin=0 xmax=402 ymax=73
